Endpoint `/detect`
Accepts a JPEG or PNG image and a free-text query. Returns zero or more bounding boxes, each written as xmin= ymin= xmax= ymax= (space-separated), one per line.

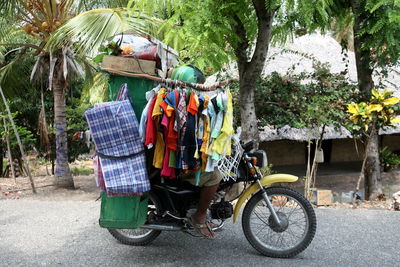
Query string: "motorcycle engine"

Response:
xmin=209 ymin=201 xmax=233 ymax=220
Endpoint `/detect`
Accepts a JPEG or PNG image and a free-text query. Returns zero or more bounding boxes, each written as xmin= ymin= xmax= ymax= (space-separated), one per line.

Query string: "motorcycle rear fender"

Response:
xmin=232 ymin=173 xmax=298 ymax=223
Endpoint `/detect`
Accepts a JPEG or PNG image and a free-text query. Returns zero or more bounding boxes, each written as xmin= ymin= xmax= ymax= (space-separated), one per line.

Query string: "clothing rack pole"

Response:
xmin=101 ymin=68 xmax=238 ymax=91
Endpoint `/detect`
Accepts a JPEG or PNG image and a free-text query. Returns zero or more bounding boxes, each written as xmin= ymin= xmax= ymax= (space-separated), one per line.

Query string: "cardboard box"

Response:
xmin=101 ymin=55 xmax=156 ymax=75
xmin=309 ymin=189 xmax=333 ymax=206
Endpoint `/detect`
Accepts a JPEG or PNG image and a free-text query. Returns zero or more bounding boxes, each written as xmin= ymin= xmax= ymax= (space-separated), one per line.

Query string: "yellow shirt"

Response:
xmin=212 ymin=90 xmax=234 ymax=156
xmin=152 ymin=88 xmax=166 ymax=169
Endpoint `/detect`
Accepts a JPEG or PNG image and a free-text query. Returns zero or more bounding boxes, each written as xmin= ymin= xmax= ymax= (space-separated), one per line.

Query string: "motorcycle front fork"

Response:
xmin=256 ymin=179 xmax=282 ymax=226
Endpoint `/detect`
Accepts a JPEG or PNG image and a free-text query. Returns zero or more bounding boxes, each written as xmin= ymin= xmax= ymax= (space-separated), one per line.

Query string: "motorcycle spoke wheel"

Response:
xmin=242 ymin=187 xmax=316 ymax=258
xmin=112 ymin=228 xmax=154 ymax=239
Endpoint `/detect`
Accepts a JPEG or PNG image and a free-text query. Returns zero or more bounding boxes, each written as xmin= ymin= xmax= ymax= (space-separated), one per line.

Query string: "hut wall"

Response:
xmin=261 ymin=135 xmax=400 ymax=166
xmin=260 ymin=140 xmax=305 ymax=166
xmin=329 ymin=139 xmax=364 ymax=162
xmin=382 ymin=135 xmax=400 ymax=152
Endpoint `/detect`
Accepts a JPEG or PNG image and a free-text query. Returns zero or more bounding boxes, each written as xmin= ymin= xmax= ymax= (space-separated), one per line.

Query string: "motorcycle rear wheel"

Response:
xmin=242 ymin=187 xmax=316 ymax=258
xmin=108 ymin=192 xmax=162 ymax=246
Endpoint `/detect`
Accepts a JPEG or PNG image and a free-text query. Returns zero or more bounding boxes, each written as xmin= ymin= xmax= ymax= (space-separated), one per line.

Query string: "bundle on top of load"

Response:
xmin=100 ymin=33 xmax=179 ymax=78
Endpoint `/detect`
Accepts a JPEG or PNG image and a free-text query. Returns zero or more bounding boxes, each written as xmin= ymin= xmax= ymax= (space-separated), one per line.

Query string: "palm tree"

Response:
xmin=0 ymin=0 xmax=155 ymax=188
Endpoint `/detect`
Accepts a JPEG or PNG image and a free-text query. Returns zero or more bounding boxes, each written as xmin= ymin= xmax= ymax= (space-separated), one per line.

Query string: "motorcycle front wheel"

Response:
xmin=108 ymin=192 xmax=162 ymax=246
xmin=242 ymin=187 xmax=316 ymax=258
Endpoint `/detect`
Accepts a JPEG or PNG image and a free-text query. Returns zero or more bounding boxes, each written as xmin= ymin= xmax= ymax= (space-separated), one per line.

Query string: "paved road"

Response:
xmin=1 ymin=199 xmax=399 ymax=267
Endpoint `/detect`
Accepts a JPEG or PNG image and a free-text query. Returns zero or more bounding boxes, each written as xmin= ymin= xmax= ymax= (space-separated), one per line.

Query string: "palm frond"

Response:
xmin=77 ymin=0 xmax=130 ymax=10
xmin=46 ymin=8 xmax=159 ymax=57
xmin=0 ymin=56 xmax=35 ymax=98
xmin=80 ymin=72 xmax=109 ymax=105
xmin=0 ymin=0 xmax=20 ymax=17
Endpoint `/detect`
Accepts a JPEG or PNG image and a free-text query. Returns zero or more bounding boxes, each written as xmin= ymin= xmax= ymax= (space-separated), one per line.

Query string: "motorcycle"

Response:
xmin=107 ymin=133 xmax=317 ymax=258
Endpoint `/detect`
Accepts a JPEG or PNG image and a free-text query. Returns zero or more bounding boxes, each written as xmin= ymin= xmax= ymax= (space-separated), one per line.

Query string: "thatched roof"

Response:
xmin=259 ymin=125 xmax=400 ymax=142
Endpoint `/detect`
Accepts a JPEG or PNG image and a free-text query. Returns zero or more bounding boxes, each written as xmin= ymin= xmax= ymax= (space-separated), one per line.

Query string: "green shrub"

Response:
xmin=380 ymin=147 xmax=400 ymax=171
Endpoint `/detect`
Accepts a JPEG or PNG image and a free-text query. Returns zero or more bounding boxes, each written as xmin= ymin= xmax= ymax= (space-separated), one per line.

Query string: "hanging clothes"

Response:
xmin=142 ymin=85 xmax=235 ymax=183
xmin=144 ymin=96 xmax=158 ymax=148
xmin=211 ymin=93 xmax=225 ymax=138
xmin=212 ymin=90 xmax=234 ymax=156
xmin=182 ymin=92 xmax=200 ymax=170
xmin=160 ymin=113 xmax=176 ymax=178
xmin=152 ymin=87 xmax=167 ymax=169
xmin=139 ymin=86 xmax=159 ymax=143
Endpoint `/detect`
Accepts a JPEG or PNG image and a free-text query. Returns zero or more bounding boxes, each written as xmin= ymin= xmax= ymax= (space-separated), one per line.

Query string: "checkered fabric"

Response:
xmin=175 ymin=89 xmax=187 ymax=132
xmin=85 ymin=100 xmax=150 ymax=194
xmin=117 ymin=83 xmax=131 ymax=101
xmin=93 ymin=155 xmax=106 ymax=191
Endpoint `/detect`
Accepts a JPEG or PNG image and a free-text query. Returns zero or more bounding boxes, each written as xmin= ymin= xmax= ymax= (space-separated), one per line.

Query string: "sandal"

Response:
xmin=208 ymin=221 xmax=224 ymax=232
xmin=188 ymin=216 xmax=215 ymax=239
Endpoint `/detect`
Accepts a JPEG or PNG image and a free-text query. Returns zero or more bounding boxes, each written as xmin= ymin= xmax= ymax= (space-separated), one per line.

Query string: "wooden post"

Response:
xmin=0 ymin=86 xmax=36 ymax=193
xmin=3 ymin=117 xmax=16 ymax=183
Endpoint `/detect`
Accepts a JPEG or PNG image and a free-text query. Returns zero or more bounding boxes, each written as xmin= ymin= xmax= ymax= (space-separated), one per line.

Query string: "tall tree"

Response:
xmin=0 ymin=0 xmax=153 ymax=188
xmin=330 ymin=0 xmax=400 ymax=199
xmin=130 ymin=0 xmax=331 ymax=142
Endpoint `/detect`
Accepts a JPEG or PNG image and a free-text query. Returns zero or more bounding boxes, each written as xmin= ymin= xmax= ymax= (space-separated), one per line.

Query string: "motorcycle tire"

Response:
xmin=242 ymin=187 xmax=316 ymax=258
xmin=108 ymin=191 xmax=162 ymax=246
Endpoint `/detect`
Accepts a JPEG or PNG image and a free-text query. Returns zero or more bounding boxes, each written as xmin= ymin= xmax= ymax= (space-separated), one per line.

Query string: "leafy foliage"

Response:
xmin=47 ymin=8 xmax=158 ymax=58
xmin=346 ymin=89 xmax=400 ymax=133
xmin=330 ymin=0 xmax=400 ymax=70
xmin=251 ymin=62 xmax=359 ymax=129
xmin=66 ymin=99 xmax=90 ymax=163
xmin=0 ymin=110 xmax=36 ymax=159
xmin=380 ymin=146 xmax=400 ymax=171
xmin=92 ymin=41 xmax=123 ymax=63
xmin=130 ymin=0 xmax=333 ymax=73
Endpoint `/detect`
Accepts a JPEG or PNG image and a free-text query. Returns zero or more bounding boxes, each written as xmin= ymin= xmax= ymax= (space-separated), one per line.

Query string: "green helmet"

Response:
xmin=171 ymin=64 xmax=205 ymax=84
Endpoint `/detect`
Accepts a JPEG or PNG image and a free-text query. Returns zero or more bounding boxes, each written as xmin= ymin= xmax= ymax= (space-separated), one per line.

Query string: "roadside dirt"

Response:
xmin=0 ymin=175 xmax=100 ymax=201
xmin=0 ymin=159 xmax=399 ymax=211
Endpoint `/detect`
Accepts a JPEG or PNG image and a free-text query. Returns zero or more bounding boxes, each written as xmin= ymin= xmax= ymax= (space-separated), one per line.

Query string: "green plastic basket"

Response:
xmin=99 ymin=192 xmax=149 ymax=229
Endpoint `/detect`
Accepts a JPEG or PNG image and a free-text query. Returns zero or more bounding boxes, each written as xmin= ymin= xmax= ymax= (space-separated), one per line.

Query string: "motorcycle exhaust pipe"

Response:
xmin=142 ymin=224 xmax=183 ymax=231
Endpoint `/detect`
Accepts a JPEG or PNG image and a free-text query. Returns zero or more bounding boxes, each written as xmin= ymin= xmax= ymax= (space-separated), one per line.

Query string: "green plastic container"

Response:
xmin=171 ymin=65 xmax=205 ymax=84
xmin=108 ymin=74 xmax=156 ymax=117
xmin=99 ymin=192 xmax=149 ymax=229
xmin=99 ymin=74 xmax=155 ymax=229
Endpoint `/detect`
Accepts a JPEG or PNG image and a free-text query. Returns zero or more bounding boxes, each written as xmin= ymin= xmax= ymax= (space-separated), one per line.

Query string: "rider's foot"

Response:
xmin=190 ymin=215 xmax=215 ymax=239
xmin=208 ymin=221 xmax=223 ymax=232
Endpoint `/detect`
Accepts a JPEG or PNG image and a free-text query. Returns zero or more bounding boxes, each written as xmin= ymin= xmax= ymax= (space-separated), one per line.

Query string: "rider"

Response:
xmin=171 ymin=65 xmax=222 ymax=238
xmin=181 ymin=169 xmax=223 ymax=238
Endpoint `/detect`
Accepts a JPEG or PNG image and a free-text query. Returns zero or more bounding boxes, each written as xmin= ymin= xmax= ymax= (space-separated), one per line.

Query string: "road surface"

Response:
xmin=1 ymin=199 xmax=399 ymax=266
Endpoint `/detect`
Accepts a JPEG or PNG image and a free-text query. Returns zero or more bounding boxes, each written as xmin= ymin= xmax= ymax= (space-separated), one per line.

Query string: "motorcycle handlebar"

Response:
xmin=241 ymin=141 xmax=255 ymax=152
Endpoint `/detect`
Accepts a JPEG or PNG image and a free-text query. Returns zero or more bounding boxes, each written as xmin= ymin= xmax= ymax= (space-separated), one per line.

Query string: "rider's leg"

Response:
xmin=194 ymin=183 xmax=219 ymax=221
xmin=192 ymin=183 xmax=219 ymax=238
xmin=182 ymin=169 xmax=223 ymax=238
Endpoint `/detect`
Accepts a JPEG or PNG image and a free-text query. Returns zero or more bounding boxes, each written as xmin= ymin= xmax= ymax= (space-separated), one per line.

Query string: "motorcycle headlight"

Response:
xmin=248 ymin=150 xmax=268 ymax=168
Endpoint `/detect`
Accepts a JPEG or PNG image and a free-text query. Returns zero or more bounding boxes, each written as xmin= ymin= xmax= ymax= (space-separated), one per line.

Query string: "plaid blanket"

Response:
xmin=85 ymin=100 xmax=150 ymax=194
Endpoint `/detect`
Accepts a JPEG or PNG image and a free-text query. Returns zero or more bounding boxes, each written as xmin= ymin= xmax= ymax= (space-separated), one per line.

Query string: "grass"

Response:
xmin=71 ymin=166 xmax=94 ymax=176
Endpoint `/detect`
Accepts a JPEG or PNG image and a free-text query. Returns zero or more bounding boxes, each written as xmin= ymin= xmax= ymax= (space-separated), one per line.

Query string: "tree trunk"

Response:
xmin=238 ymin=80 xmax=259 ymax=142
xmin=53 ymin=68 xmax=74 ymax=189
xmin=351 ymin=0 xmax=382 ymax=200
xmin=233 ymin=0 xmax=275 ymax=142
xmin=364 ymin=128 xmax=382 ymax=199
xmin=3 ymin=118 xmax=16 ymax=182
